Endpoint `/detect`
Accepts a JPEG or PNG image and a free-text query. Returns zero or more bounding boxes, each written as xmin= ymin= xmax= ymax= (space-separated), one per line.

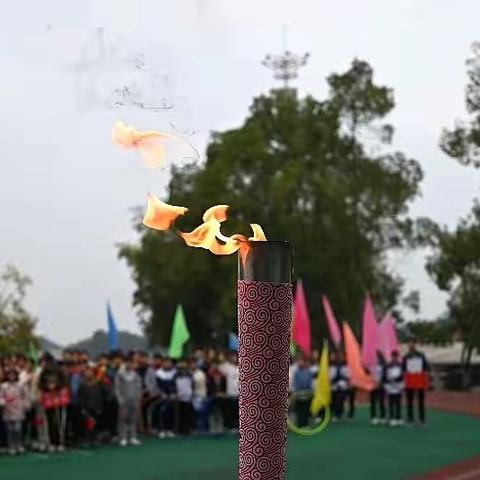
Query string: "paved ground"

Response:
xmin=1 ymin=407 xmax=479 ymax=480
xmin=411 ymin=392 xmax=480 ymax=480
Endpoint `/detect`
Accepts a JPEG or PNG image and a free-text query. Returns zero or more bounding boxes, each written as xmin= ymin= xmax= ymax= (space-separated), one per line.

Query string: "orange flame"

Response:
xmin=142 ymin=193 xmax=189 ymax=230
xmin=142 ymin=197 xmax=267 ymax=255
xmin=112 ymin=121 xmax=200 ymax=169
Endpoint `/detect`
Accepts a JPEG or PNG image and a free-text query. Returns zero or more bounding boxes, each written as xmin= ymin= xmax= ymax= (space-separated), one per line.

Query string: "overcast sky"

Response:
xmin=1 ymin=0 xmax=479 ymax=344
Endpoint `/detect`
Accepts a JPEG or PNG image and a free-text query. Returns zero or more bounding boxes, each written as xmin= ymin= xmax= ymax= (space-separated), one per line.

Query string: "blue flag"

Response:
xmin=107 ymin=302 xmax=119 ymax=351
xmin=228 ymin=332 xmax=238 ymax=352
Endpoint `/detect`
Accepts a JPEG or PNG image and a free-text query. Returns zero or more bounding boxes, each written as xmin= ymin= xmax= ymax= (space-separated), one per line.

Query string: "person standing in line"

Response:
xmin=207 ymin=356 xmax=226 ymax=433
xmin=39 ymin=354 xmax=69 ymax=453
xmin=329 ymin=350 xmax=349 ymax=421
xmin=292 ymin=357 xmax=313 ymax=428
xmin=369 ymin=351 xmax=387 ymax=425
xmin=156 ymin=357 xmax=177 ymax=438
xmin=76 ymin=365 xmax=103 ymax=446
xmin=190 ymin=358 xmax=209 ymax=433
xmin=0 ymin=369 xmax=30 ymax=455
xmin=403 ymin=339 xmax=430 ymax=427
xmin=219 ymin=353 xmax=239 ymax=432
xmin=115 ymin=355 xmax=142 ymax=446
xmin=144 ymin=354 xmax=162 ymax=434
xmin=174 ymin=360 xmax=195 ymax=435
xmin=385 ymin=351 xmax=404 ymax=427
xmin=340 ymin=351 xmax=355 ymax=419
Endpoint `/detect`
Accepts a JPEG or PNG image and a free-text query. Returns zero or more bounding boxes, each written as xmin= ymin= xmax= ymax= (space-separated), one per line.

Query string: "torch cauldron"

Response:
xmin=238 ymin=241 xmax=293 ymax=480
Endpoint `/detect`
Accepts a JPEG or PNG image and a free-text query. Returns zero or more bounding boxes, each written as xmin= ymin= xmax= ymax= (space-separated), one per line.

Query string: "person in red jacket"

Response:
xmin=402 ymin=339 xmax=430 ymax=426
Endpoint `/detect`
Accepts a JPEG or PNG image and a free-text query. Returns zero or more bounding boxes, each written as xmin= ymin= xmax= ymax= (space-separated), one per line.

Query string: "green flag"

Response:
xmin=28 ymin=342 xmax=40 ymax=368
xmin=168 ymin=305 xmax=190 ymax=359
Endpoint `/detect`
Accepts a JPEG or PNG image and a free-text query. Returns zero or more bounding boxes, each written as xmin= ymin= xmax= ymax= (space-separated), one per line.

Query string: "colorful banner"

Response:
xmin=107 ymin=301 xmax=119 ymax=351
xmin=361 ymin=294 xmax=380 ymax=370
xmin=322 ymin=295 xmax=342 ymax=346
xmin=310 ymin=340 xmax=331 ymax=416
xmin=379 ymin=314 xmax=400 ymax=361
xmin=168 ymin=304 xmax=190 ymax=359
xmin=292 ymin=280 xmax=312 ymax=357
xmin=343 ymin=322 xmax=376 ymax=391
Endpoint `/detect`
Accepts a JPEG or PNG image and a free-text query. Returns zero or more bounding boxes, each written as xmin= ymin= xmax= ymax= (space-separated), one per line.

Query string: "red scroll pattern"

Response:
xmin=238 ymin=280 xmax=293 ymax=480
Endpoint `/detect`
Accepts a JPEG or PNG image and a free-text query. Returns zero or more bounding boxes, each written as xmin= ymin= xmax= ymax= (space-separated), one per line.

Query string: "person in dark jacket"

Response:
xmin=329 ymin=350 xmax=349 ymax=421
xmin=38 ymin=353 xmax=69 ymax=452
xmin=76 ymin=365 xmax=103 ymax=445
xmin=155 ymin=357 xmax=177 ymax=438
xmin=174 ymin=361 xmax=195 ymax=435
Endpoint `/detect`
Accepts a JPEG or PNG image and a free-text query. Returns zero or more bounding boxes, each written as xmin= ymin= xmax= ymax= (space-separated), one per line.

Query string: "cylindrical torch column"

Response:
xmin=238 ymin=241 xmax=293 ymax=480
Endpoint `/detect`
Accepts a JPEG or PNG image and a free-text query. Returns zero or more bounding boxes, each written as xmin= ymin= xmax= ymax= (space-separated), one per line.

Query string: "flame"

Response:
xmin=140 ymin=195 xmax=266 ymax=255
xmin=142 ymin=193 xmax=188 ymax=230
xmin=249 ymin=224 xmax=267 ymax=241
xmin=179 ymin=205 xmax=243 ymax=255
xmin=112 ymin=120 xmax=200 ymax=169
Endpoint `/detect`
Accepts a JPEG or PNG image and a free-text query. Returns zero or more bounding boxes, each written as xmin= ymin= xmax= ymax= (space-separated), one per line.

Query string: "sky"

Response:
xmin=1 ymin=0 xmax=479 ymax=345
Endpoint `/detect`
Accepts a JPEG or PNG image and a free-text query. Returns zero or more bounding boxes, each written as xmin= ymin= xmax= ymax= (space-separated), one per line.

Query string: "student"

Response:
xmin=207 ymin=357 xmax=226 ymax=433
xmin=384 ymin=351 xmax=404 ymax=427
xmin=329 ymin=350 xmax=349 ymax=421
xmin=190 ymin=358 xmax=209 ymax=433
xmin=174 ymin=360 xmax=195 ymax=435
xmin=115 ymin=355 xmax=142 ymax=446
xmin=156 ymin=357 xmax=177 ymax=438
xmin=144 ymin=354 xmax=162 ymax=433
xmin=0 ymin=369 xmax=29 ymax=455
xmin=76 ymin=365 xmax=103 ymax=446
xmin=219 ymin=353 xmax=239 ymax=432
xmin=292 ymin=357 xmax=313 ymax=428
xmin=369 ymin=351 xmax=386 ymax=425
xmin=403 ymin=339 xmax=430 ymax=426
xmin=39 ymin=354 xmax=69 ymax=452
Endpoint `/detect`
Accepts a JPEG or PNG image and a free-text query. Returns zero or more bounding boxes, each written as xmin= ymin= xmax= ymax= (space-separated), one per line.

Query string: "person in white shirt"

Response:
xmin=384 ymin=351 xmax=404 ymax=427
xmin=174 ymin=360 xmax=194 ymax=435
xmin=369 ymin=351 xmax=386 ymax=425
xmin=190 ymin=359 xmax=209 ymax=433
xmin=219 ymin=353 xmax=239 ymax=432
xmin=329 ymin=350 xmax=349 ymax=421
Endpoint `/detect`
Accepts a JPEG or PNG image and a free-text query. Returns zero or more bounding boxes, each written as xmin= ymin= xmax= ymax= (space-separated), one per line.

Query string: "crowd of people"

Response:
xmin=291 ymin=340 xmax=430 ymax=428
xmin=0 ymin=348 xmax=239 ymax=456
xmin=0 ymin=341 xmax=429 ymax=457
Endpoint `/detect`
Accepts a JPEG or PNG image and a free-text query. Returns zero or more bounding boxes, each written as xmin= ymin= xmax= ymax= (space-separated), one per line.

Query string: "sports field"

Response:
xmin=1 ymin=409 xmax=479 ymax=480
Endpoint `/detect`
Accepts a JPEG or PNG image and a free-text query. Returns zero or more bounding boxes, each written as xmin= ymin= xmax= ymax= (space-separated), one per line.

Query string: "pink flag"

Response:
xmin=322 ymin=296 xmax=342 ymax=346
xmin=343 ymin=322 xmax=376 ymax=391
xmin=293 ymin=280 xmax=312 ymax=357
xmin=361 ymin=294 xmax=380 ymax=370
xmin=379 ymin=314 xmax=400 ymax=361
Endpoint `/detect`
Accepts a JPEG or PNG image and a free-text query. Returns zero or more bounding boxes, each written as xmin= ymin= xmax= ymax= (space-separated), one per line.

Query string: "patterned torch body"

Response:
xmin=238 ymin=241 xmax=293 ymax=480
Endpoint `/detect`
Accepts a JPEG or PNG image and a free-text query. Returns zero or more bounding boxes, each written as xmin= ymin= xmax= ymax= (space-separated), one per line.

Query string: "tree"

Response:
xmin=119 ymin=59 xmax=423 ymax=347
xmin=0 ymin=264 xmax=38 ymax=355
xmin=425 ymin=203 xmax=480 ymax=372
xmin=441 ymin=42 xmax=480 ymax=167
xmin=429 ymin=42 xmax=480 ymax=380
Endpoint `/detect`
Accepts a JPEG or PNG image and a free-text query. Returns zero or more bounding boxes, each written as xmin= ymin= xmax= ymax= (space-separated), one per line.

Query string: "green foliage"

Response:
xmin=0 ymin=264 xmax=38 ymax=355
xmin=404 ymin=319 xmax=454 ymax=346
xmin=440 ymin=42 xmax=480 ymax=167
xmin=426 ymin=202 xmax=480 ymax=353
xmin=119 ymin=59 xmax=423 ymax=346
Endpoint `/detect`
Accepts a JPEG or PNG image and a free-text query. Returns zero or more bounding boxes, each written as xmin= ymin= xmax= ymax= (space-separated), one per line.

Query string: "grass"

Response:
xmin=1 ymin=409 xmax=479 ymax=480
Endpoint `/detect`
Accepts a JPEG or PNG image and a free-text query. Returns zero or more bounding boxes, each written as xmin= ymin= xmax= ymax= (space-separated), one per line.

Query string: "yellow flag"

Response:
xmin=310 ymin=340 xmax=331 ymax=416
